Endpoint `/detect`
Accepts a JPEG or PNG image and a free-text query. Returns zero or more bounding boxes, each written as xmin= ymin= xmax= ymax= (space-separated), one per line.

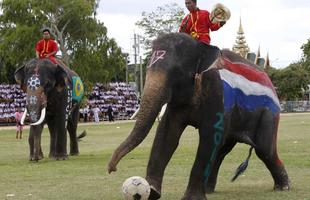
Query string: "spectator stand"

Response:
xmin=0 ymin=84 xmax=26 ymax=125
xmin=82 ymin=82 xmax=139 ymax=122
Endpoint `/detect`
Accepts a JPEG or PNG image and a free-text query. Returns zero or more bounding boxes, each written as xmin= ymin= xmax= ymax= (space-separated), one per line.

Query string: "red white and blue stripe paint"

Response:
xmin=219 ymin=58 xmax=280 ymax=114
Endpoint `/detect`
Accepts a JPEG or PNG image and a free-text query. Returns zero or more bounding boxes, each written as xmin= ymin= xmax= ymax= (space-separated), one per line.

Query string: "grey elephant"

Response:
xmin=108 ymin=33 xmax=290 ymax=200
xmin=15 ymin=58 xmax=85 ymax=161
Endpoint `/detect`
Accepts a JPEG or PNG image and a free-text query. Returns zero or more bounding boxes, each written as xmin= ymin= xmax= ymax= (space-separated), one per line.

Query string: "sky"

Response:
xmin=97 ymin=0 xmax=310 ymax=68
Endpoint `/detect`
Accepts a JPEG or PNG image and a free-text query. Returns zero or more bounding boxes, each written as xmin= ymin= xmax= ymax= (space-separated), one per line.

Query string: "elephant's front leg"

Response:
xmin=182 ymin=112 xmax=224 ymax=200
xmin=146 ymin=108 xmax=187 ymax=200
xmin=205 ymin=140 xmax=236 ymax=193
xmin=182 ymin=70 xmax=224 ymax=200
xmin=29 ymin=125 xmax=44 ymax=161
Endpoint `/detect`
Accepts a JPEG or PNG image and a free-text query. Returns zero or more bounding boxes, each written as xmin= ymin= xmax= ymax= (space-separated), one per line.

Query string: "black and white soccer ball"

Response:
xmin=122 ymin=176 xmax=151 ymax=200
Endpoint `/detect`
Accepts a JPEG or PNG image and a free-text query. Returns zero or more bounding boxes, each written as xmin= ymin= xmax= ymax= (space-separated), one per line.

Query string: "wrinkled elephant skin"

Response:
xmin=108 ymin=33 xmax=290 ymax=199
xmin=15 ymin=58 xmax=84 ymax=161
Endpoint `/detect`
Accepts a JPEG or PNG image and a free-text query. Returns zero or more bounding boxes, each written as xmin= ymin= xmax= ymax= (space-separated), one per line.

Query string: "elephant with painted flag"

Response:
xmin=108 ymin=33 xmax=290 ymax=200
xmin=15 ymin=58 xmax=85 ymax=161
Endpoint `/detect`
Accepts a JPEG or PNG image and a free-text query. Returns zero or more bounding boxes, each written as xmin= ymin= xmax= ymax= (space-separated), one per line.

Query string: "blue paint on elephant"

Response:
xmin=219 ymin=67 xmax=280 ymax=114
xmin=222 ymin=81 xmax=280 ymax=114
xmin=204 ymin=112 xmax=224 ymax=183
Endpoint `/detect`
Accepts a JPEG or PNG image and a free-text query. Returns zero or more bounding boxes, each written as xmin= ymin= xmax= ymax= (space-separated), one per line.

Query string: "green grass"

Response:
xmin=0 ymin=113 xmax=310 ymax=200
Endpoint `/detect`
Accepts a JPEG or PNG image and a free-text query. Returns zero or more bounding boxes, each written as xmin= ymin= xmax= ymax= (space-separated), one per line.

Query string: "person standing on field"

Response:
xmin=15 ymin=107 xmax=24 ymax=139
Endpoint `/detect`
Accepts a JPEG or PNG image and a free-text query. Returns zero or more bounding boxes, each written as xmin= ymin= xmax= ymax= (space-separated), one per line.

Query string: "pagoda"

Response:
xmin=264 ymin=52 xmax=271 ymax=70
xmin=232 ymin=18 xmax=250 ymax=57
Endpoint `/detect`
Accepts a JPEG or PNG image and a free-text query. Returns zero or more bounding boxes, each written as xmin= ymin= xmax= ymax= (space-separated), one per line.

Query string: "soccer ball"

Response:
xmin=122 ymin=176 xmax=151 ymax=200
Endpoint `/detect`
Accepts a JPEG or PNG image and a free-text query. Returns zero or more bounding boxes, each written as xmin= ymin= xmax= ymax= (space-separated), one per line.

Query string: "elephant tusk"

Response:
xmin=158 ymin=103 xmax=167 ymax=120
xmin=130 ymin=107 xmax=140 ymax=120
xmin=30 ymin=107 xmax=46 ymax=126
xmin=20 ymin=108 xmax=28 ymax=125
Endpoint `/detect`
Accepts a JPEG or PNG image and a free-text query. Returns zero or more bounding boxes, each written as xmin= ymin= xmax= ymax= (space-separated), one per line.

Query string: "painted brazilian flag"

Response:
xmin=72 ymin=76 xmax=84 ymax=103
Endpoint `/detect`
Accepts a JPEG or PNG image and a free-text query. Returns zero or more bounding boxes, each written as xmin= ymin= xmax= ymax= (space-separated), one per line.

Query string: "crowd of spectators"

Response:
xmin=0 ymin=82 xmax=139 ymax=125
xmin=0 ymin=84 xmax=26 ymax=124
xmin=3 ymin=82 xmax=310 ymax=125
xmin=83 ymin=82 xmax=139 ymax=122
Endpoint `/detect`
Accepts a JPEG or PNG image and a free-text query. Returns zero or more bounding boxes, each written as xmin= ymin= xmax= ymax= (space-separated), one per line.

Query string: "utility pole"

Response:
xmin=133 ymin=33 xmax=144 ymax=96
xmin=122 ymin=53 xmax=129 ymax=83
xmin=133 ymin=33 xmax=139 ymax=95
xmin=140 ymin=56 xmax=143 ymax=95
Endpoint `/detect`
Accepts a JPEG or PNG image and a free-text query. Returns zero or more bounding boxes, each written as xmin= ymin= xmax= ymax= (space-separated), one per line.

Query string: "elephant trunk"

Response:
xmin=29 ymin=107 xmax=46 ymax=126
xmin=25 ymin=89 xmax=47 ymax=126
xmin=108 ymin=70 xmax=167 ymax=173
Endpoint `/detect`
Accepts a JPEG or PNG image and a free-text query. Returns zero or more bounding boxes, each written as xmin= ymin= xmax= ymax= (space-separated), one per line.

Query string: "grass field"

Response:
xmin=0 ymin=113 xmax=309 ymax=200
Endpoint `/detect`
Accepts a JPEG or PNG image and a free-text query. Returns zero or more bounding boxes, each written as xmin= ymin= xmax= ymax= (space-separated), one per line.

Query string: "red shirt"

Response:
xmin=35 ymin=39 xmax=58 ymax=64
xmin=179 ymin=8 xmax=222 ymax=44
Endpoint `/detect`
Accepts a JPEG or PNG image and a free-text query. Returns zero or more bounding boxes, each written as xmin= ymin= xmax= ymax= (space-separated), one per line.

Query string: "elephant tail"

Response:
xmin=77 ymin=130 xmax=87 ymax=141
xmin=231 ymin=147 xmax=254 ymax=182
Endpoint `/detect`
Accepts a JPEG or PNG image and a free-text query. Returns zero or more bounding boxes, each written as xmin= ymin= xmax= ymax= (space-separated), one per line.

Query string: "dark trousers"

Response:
xmin=196 ymin=42 xmax=220 ymax=73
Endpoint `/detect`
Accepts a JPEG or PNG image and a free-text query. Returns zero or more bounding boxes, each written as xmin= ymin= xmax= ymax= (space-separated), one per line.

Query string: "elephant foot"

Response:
xmin=274 ymin=184 xmax=290 ymax=191
xmin=56 ymin=155 xmax=68 ymax=160
xmin=182 ymin=187 xmax=207 ymax=200
xmin=181 ymin=194 xmax=207 ymax=200
xmin=274 ymin=174 xmax=290 ymax=191
xmin=29 ymin=154 xmax=44 ymax=162
xmin=70 ymin=151 xmax=79 ymax=156
xmin=49 ymin=154 xmax=68 ymax=160
xmin=148 ymin=186 xmax=161 ymax=200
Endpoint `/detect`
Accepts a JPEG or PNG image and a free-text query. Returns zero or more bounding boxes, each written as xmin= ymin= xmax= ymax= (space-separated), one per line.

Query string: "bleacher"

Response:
xmin=0 ymin=82 xmax=139 ymax=125
xmin=0 ymin=84 xmax=26 ymax=125
xmin=86 ymin=82 xmax=139 ymax=121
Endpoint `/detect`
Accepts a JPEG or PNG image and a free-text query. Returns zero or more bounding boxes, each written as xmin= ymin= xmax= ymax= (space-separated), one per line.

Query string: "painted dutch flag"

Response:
xmin=219 ymin=58 xmax=281 ymax=114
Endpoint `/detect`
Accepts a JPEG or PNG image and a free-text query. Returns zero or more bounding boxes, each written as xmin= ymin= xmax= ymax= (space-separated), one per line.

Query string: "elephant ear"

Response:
xmin=55 ymin=64 xmax=70 ymax=92
xmin=14 ymin=65 xmax=27 ymax=92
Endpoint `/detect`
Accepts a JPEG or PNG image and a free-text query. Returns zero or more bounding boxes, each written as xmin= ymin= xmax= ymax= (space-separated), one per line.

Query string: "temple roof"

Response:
xmin=232 ymin=17 xmax=250 ymax=57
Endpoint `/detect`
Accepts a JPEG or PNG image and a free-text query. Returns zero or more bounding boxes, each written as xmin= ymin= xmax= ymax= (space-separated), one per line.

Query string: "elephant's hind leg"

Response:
xmin=53 ymin=114 xmax=68 ymax=160
xmin=47 ymin=119 xmax=57 ymax=159
xmin=255 ymin=112 xmax=290 ymax=190
xmin=67 ymin=106 xmax=79 ymax=156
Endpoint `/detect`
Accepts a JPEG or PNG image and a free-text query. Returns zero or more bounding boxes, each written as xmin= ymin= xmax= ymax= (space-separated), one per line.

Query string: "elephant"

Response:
xmin=107 ymin=33 xmax=290 ymax=200
xmin=14 ymin=58 xmax=85 ymax=161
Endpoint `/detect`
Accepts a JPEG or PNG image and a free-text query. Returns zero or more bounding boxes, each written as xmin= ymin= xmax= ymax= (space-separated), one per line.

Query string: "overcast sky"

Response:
xmin=98 ymin=0 xmax=310 ymax=68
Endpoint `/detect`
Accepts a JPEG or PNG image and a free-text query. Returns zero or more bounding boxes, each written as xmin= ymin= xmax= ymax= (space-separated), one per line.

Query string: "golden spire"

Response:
xmin=238 ymin=17 xmax=244 ymax=34
xmin=232 ymin=17 xmax=250 ymax=57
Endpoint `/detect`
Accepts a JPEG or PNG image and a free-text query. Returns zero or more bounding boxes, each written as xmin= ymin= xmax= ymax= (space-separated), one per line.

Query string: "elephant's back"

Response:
xmin=216 ymin=50 xmax=280 ymax=115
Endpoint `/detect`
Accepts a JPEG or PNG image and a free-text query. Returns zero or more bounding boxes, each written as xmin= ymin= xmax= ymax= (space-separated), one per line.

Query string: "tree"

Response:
xmin=301 ymin=38 xmax=310 ymax=61
xmin=133 ymin=3 xmax=184 ymax=93
xmin=135 ymin=3 xmax=185 ymax=52
xmin=0 ymin=0 xmax=125 ymax=84
xmin=269 ymin=62 xmax=310 ymax=100
xmin=301 ymin=38 xmax=310 ymax=70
